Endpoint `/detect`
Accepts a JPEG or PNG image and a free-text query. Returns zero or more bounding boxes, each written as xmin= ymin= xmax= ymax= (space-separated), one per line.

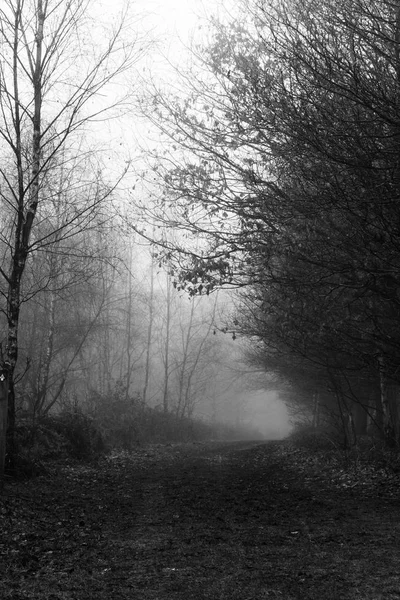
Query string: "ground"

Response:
xmin=1 ymin=440 xmax=400 ymax=599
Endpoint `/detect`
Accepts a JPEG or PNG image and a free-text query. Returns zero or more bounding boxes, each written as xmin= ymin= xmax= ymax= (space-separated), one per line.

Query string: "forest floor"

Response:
xmin=1 ymin=439 xmax=400 ymax=599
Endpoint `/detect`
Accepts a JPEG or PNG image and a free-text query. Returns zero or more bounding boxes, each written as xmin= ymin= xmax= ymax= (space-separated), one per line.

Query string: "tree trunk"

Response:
xmin=35 ymin=291 xmax=56 ymax=416
xmin=378 ymin=356 xmax=396 ymax=446
xmin=0 ymin=365 xmax=10 ymax=491
xmin=162 ymin=276 xmax=172 ymax=414
xmin=312 ymin=391 xmax=320 ymax=430
xmin=125 ymin=245 xmax=134 ymax=402
xmin=1 ymin=0 xmax=44 ymax=476
xmin=176 ymin=299 xmax=195 ymax=417
xmin=142 ymin=253 xmax=155 ymax=405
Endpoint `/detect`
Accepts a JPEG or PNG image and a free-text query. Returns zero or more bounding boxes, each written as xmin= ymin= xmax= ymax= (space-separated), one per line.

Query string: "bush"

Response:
xmin=52 ymin=410 xmax=107 ymax=459
xmin=8 ymin=411 xmax=106 ymax=477
xmin=287 ymin=424 xmax=340 ymax=451
xmin=90 ymin=385 xmax=266 ymax=448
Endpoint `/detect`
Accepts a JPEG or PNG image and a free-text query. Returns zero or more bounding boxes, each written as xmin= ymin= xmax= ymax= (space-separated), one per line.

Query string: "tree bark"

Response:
xmin=162 ymin=276 xmax=172 ymax=414
xmin=312 ymin=392 xmax=320 ymax=430
xmin=378 ymin=356 xmax=397 ymax=446
xmin=0 ymin=365 xmax=10 ymax=491
xmin=142 ymin=254 xmax=155 ymax=405
xmin=3 ymin=0 xmax=44 ymax=471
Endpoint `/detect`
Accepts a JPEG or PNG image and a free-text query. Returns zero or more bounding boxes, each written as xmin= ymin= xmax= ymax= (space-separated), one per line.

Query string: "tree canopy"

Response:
xmin=139 ymin=0 xmax=400 ymax=445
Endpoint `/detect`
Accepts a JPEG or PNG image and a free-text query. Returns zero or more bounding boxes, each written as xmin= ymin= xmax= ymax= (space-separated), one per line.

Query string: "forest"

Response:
xmin=1 ymin=0 xmax=400 ymax=482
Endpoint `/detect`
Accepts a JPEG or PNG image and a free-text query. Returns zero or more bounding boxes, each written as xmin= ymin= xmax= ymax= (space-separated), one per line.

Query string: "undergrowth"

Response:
xmin=6 ymin=397 xmax=263 ymax=479
xmin=287 ymin=423 xmax=400 ymax=475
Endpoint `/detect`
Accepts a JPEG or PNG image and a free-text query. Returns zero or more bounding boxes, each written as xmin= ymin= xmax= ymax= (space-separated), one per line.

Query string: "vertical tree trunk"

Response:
xmin=176 ymin=298 xmax=196 ymax=417
xmin=162 ymin=276 xmax=172 ymax=413
xmin=125 ymin=245 xmax=134 ymax=402
xmin=35 ymin=291 xmax=56 ymax=416
xmin=352 ymin=400 xmax=368 ymax=436
xmin=181 ymin=295 xmax=218 ymax=418
xmin=0 ymin=365 xmax=10 ymax=490
xmin=312 ymin=391 xmax=320 ymax=429
xmin=142 ymin=254 xmax=155 ymax=405
xmin=378 ymin=356 xmax=396 ymax=446
xmin=2 ymin=0 xmax=44 ymax=474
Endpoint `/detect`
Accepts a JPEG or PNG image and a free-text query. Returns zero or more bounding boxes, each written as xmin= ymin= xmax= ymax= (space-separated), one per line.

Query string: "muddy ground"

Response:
xmin=1 ymin=439 xmax=400 ymax=599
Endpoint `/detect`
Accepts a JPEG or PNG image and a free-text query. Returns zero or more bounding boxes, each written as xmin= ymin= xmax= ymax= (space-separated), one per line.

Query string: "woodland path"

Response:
xmin=1 ymin=440 xmax=400 ymax=599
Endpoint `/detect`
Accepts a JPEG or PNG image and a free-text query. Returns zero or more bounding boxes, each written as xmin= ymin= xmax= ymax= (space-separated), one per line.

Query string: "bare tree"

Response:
xmin=142 ymin=249 xmax=155 ymax=405
xmin=161 ymin=274 xmax=173 ymax=413
xmin=175 ymin=294 xmax=218 ymax=418
xmin=0 ymin=0 xmax=144 ymax=479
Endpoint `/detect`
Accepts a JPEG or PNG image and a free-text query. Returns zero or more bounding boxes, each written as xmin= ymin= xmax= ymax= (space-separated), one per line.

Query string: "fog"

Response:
xmin=232 ymin=390 xmax=291 ymax=440
xmin=0 ymin=0 xmax=293 ymax=448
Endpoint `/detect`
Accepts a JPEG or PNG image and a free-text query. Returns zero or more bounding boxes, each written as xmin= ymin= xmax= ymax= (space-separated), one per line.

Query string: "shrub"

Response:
xmin=288 ymin=423 xmax=340 ymax=451
xmin=8 ymin=411 xmax=106 ymax=477
xmin=54 ymin=410 xmax=107 ymax=459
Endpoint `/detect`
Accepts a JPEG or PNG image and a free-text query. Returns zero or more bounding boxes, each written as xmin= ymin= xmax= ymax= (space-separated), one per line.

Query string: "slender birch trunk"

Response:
xmin=35 ymin=291 xmax=56 ymax=416
xmin=0 ymin=364 xmax=10 ymax=489
xmin=4 ymin=0 xmax=44 ymax=467
xmin=162 ymin=276 xmax=172 ymax=414
xmin=125 ymin=246 xmax=134 ymax=402
xmin=142 ymin=254 xmax=155 ymax=405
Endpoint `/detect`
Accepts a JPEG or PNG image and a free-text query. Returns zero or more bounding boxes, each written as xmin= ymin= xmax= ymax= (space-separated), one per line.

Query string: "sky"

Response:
xmin=99 ymin=0 xmax=237 ymax=64
xmin=136 ymin=0 xmax=228 ymax=41
xmin=97 ymin=0 xmax=218 ymax=47
xmin=86 ymin=0 xmax=218 ymax=167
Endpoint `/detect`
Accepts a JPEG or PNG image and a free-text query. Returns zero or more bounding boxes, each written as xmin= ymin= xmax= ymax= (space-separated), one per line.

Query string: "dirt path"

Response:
xmin=1 ymin=440 xmax=400 ymax=599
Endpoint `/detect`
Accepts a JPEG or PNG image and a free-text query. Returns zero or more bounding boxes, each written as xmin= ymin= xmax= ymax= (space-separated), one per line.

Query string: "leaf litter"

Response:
xmin=1 ymin=439 xmax=400 ymax=599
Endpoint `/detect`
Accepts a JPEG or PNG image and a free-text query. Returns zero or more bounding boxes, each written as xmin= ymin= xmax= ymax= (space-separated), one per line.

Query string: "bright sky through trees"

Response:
xmin=92 ymin=0 xmax=290 ymax=437
xmin=88 ymin=0 xmax=215 ymax=174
